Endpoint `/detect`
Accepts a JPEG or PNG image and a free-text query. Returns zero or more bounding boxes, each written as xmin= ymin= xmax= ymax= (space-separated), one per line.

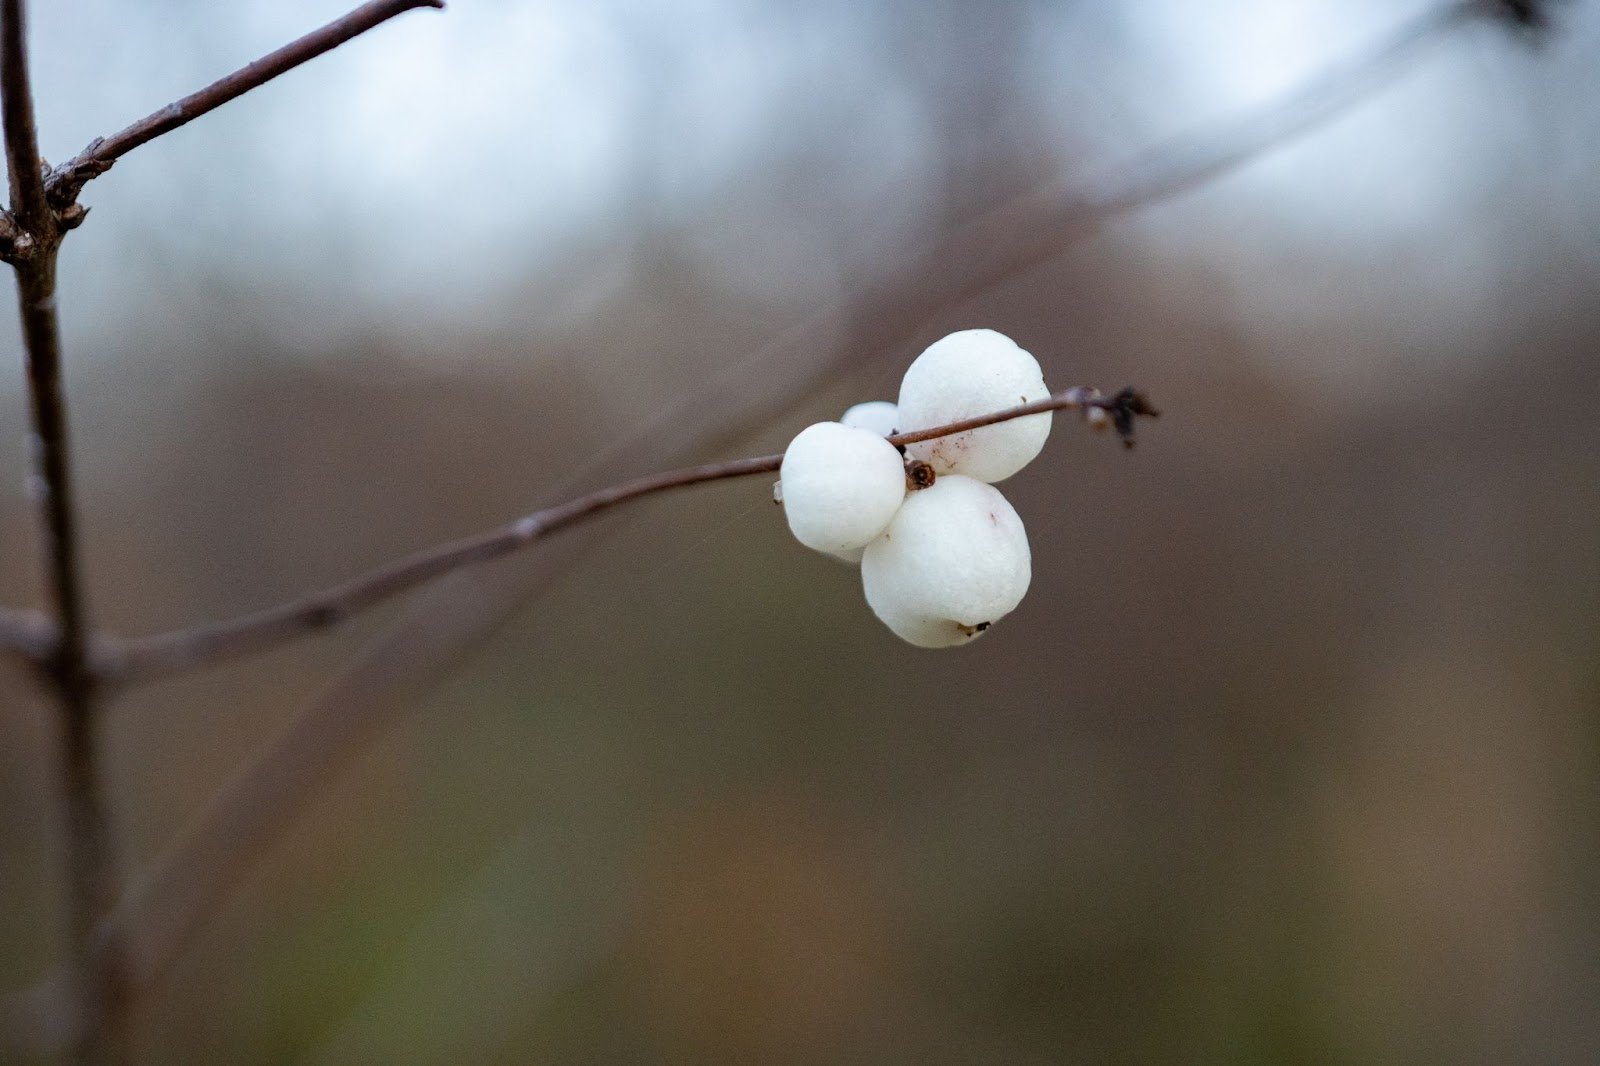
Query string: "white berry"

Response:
xmin=861 ymin=475 xmax=1031 ymax=647
xmin=897 ymin=328 xmax=1051 ymax=483
xmin=779 ymin=422 xmax=907 ymax=554
xmin=840 ymin=400 xmax=899 ymax=438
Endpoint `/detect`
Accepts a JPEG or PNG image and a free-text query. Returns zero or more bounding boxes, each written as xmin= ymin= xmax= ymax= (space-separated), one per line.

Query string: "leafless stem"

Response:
xmin=103 ymin=389 xmax=1148 ymax=683
xmin=2 ymin=2 xmax=125 ymax=1063
xmin=44 ymin=0 xmax=445 ymax=209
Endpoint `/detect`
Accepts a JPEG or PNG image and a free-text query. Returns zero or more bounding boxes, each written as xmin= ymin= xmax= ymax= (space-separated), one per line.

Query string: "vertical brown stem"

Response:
xmin=17 ymin=258 xmax=127 ymax=1064
xmin=1 ymin=1 xmax=125 ymax=1062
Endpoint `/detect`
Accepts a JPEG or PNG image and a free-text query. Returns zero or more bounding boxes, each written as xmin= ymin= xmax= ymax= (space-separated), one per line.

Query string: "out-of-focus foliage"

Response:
xmin=3 ymin=1 xmax=1599 ymax=1062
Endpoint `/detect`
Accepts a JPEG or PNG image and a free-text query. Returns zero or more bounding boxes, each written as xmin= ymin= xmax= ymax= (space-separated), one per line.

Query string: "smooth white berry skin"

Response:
xmin=779 ymin=422 xmax=907 ymax=554
xmin=814 ymin=402 xmax=894 ymax=564
xmin=861 ymin=475 xmax=1031 ymax=647
xmin=897 ymin=328 xmax=1051 ymax=483
xmin=840 ymin=400 xmax=899 ymax=438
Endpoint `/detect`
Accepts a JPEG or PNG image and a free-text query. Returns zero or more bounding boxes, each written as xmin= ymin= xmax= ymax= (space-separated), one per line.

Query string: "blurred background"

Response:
xmin=2 ymin=0 xmax=1599 ymax=1061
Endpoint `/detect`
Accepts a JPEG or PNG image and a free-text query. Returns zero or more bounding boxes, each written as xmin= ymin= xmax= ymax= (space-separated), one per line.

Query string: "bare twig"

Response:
xmin=103 ymin=389 xmax=1146 ymax=683
xmin=44 ymin=0 xmax=445 ymax=209
xmin=2 ymin=2 xmax=125 ymax=1063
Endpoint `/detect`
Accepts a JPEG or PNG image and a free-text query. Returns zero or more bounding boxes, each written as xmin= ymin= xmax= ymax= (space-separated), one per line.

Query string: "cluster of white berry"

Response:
xmin=775 ymin=329 xmax=1052 ymax=647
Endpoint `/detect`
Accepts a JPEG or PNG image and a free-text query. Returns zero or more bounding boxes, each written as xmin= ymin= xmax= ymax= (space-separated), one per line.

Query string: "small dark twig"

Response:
xmin=106 ymin=388 xmax=1149 ymax=683
xmin=1104 ymin=388 xmax=1162 ymax=449
xmin=44 ymin=0 xmax=445 ymax=209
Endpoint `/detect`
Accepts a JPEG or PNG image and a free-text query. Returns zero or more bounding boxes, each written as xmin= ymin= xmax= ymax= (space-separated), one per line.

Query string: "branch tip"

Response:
xmin=1089 ymin=387 xmax=1160 ymax=450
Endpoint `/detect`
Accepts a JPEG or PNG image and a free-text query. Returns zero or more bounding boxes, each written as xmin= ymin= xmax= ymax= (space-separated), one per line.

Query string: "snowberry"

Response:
xmin=861 ymin=474 xmax=1031 ymax=647
xmin=897 ymin=328 xmax=1051 ymax=483
xmin=822 ymin=401 xmax=902 ymax=566
xmin=840 ymin=400 xmax=899 ymax=437
xmin=778 ymin=421 xmax=907 ymax=554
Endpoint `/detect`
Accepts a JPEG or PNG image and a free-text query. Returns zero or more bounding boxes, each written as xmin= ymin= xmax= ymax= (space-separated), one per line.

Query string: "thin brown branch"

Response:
xmin=106 ymin=389 xmax=1142 ymax=684
xmin=2 ymin=2 xmax=124 ymax=1063
xmin=44 ymin=0 xmax=445 ymax=209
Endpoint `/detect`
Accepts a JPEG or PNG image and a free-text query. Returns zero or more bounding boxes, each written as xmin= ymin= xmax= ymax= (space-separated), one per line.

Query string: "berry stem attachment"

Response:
xmin=905 ymin=459 xmax=937 ymax=491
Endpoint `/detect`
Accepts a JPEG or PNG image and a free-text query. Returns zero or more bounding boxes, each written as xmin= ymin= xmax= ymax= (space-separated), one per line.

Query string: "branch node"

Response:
xmin=0 ymin=207 xmax=25 ymax=260
xmin=56 ymin=201 xmax=88 ymax=230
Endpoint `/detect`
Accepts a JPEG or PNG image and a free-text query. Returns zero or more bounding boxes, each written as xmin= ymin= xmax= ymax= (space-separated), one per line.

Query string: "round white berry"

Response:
xmin=779 ymin=422 xmax=907 ymax=553
xmin=840 ymin=400 xmax=899 ymax=437
xmin=897 ymin=328 xmax=1051 ymax=483
xmin=860 ymin=474 xmax=1030 ymax=647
